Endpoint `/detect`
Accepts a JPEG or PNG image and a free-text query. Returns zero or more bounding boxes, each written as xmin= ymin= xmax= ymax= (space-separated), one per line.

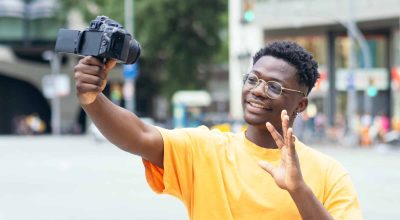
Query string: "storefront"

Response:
xmin=261 ymin=18 xmax=397 ymax=131
xmin=392 ymin=29 xmax=400 ymax=131
xmin=251 ymin=0 xmax=400 ymax=139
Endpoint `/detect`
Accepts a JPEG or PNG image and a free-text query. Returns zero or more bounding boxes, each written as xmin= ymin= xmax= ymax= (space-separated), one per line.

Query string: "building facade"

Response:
xmin=251 ymin=0 xmax=400 ymax=130
xmin=0 ymin=0 xmax=126 ymax=134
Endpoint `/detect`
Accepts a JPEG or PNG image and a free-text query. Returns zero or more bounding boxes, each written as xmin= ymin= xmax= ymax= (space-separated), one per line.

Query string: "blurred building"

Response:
xmin=0 ymin=0 xmax=125 ymax=134
xmin=246 ymin=0 xmax=400 ymax=128
xmin=0 ymin=0 xmax=58 ymax=134
xmin=0 ymin=0 xmax=230 ymax=134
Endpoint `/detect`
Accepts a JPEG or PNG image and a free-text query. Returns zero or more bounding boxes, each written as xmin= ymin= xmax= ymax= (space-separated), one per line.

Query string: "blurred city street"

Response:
xmin=0 ymin=135 xmax=399 ymax=220
xmin=1 ymin=0 xmax=400 ymax=219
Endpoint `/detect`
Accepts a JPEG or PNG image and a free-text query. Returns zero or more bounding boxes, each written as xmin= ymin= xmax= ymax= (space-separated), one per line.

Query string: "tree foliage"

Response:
xmin=58 ymin=0 xmax=228 ymax=101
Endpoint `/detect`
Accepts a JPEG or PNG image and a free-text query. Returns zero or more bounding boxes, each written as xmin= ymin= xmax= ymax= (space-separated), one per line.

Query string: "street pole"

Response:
xmin=49 ymin=52 xmax=61 ymax=135
xmin=344 ymin=0 xmax=373 ymax=145
xmin=124 ymin=0 xmax=136 ymax=112
xmin=228 ymin=0 xmax=243 ymax=120
xmin=344 ymin=0 xmax=358 ymax=146
xmin=343 ymin=17 xmax=373 ymax=116
xmin=346 ymin=32 xmax=357 ymax=145
xmin=344 ymin=0 xmax=372 ymax=146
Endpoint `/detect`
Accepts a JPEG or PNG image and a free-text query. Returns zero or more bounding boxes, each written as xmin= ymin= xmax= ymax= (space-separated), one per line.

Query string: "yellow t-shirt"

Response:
xmin=143 ymin=126 xmax=362 ymax=220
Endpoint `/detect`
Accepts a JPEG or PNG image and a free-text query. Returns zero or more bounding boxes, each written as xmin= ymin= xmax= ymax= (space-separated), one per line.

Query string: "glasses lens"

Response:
xmin=266 ymin=81 xmax=282 ymax=99
xmin=245 ymin=73 xmax=259 ymax=85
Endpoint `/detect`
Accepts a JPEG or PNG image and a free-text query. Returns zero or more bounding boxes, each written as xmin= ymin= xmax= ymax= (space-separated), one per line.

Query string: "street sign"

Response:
xmin=42 ymin=74 xmax=70 ymax=98
xmin=123 ymin=63 xmax=139 ymax=80
xmin=336 ymin=68 xmax=389 ymax=91
xmin=347 ymin=72 xmax=355 ymax=90
xmin=123 ymin=80 xmax=134 ymax=99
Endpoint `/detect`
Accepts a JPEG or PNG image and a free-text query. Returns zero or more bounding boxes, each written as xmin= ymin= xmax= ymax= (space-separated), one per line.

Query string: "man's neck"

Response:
xmin=245 ymin=125 xmax=279 ymax=149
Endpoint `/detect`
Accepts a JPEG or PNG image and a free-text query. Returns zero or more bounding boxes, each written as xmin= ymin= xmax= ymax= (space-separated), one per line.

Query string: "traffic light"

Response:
xmin=242 ymin=0 xmax=255 ymax=23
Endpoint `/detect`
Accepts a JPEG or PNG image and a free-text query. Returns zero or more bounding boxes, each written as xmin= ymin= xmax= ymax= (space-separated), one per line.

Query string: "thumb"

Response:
xmin=258 ymin=161 xmax=275 ymax=176
xmin=105 ymin=59 xmax=117 ymax=72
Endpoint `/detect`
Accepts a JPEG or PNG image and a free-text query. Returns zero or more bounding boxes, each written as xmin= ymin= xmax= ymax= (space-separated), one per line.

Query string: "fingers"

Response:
xmin=73 ymin=56 xmax=114 ymax=83
xmin=74 ymin=57 xmax=107 ymax=91
xmin=281 ymin=109 xmax=296 ymax=156
xmin=266 ymin=110 xmax=295 ymax=151
xmin=286 ymin=127 xmax=297 ymax=157
xmin=266 ymin=122 xmax=285 ymax=149
xmin=74 ymin=71 xmax=105 ymax=87
xmin=81 ymin=56 xmax=104 ymax=66
xmin=73 ymin=56 xmax=115 ymax=104
xmin=258 ymin=161 xmax=275 ymax=176
xmin=281 ymin=109 xmax=290 ymax=148
xmin=281 ymin=110 xmax=289 ymax=144
xmin=74 ymin=56 xmax=108 ymax=79
xmin=75 ymin=81 xmax=103 ymax=94
xmin=105 ymin=59 xmax=117 ymax=72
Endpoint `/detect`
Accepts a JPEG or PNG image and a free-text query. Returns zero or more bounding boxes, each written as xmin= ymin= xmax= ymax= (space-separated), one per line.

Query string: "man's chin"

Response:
xmin=243 ymin=116 xmax=268 ymax=127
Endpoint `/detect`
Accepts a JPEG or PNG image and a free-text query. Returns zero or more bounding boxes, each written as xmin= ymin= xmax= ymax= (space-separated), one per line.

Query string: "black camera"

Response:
xmin=54 ymin=15 xmax=140 ymax=64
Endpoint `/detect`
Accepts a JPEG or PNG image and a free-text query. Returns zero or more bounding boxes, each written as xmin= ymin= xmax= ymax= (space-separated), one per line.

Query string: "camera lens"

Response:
xmin=126 ymin=39 xmax=141 ymax=64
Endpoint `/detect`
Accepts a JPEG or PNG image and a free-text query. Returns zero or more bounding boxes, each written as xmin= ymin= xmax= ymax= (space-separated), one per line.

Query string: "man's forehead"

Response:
xmin=253 ymin=56 xmax=298 ymax=77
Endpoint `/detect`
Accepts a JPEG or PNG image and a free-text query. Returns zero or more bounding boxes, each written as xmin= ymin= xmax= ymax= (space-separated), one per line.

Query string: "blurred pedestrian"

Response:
xmin=12 ymin=115 xmax=30 ymax=135
xmin=374 ymin=112 xmax=390 ymax=144
xmin=26 ymin=113 xmax=46 ymax=134
xmin=110 ymin=82 xmax=122 ymax=106
xmin=73 ymin=41 xmax=361 ymax=219
xmin=314 ymin=112 xmax=326 ymax=141
xmin=360 ymin=112 xmax=372 ymax=147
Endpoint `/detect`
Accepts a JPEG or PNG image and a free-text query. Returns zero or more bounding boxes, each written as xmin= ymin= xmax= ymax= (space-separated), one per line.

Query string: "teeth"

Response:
xmin=249 ymin=102 xmax=264 ymax=108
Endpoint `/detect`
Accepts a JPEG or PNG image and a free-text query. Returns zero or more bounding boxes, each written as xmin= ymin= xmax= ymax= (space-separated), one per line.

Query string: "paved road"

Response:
xmin=0 ymin=136 xmax=186 ymax=220
xmin=0 ymin=135 xmax=399 ymax=220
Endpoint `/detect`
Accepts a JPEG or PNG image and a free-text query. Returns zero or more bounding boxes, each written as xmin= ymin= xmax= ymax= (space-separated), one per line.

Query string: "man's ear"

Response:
xmin=294 ymin=97 xmax=308 ymax=116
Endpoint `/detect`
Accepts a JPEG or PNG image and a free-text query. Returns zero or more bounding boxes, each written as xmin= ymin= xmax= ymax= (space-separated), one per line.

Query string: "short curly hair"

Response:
xmin=253 ymin=41 xmax=319 ymax=95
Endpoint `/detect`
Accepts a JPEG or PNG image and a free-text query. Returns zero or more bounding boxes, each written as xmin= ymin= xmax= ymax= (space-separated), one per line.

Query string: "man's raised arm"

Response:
xmin=74 ymin=56 xmax=164 ymax=167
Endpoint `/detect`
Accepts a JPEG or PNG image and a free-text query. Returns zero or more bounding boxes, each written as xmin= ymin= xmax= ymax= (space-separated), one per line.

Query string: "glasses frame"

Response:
xmin=243 ymin=72 xmax=307 ymax=99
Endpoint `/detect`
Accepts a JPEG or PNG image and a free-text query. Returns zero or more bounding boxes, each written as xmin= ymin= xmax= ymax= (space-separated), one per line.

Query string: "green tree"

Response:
xmin=58 ymin=0 xmax=228 ymax=108
xmin=134 ymin=0 xmax=228 ymax=97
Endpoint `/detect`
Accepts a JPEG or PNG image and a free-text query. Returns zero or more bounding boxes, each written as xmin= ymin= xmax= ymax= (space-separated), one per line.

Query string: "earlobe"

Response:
xmin=296 ymin=97 xmax=308 ymax=114
xmin=292 ymin=110 xmax=298 ymax=117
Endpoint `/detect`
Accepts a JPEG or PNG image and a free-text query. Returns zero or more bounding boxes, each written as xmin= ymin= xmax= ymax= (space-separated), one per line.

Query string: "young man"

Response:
xmin=74 ymin=41 xmax=362 ymax=219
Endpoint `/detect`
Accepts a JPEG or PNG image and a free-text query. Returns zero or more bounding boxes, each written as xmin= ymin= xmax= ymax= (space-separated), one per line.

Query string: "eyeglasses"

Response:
xmin=243 ymin=72 xmax=306 ymax=99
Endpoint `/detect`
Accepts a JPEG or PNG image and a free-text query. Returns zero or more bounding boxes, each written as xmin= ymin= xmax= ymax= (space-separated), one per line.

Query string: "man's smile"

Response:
xmin=245 ymin=99 xmax=273 ymax=114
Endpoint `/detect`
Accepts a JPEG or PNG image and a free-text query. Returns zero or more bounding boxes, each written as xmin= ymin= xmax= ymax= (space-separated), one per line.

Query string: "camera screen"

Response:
xmin=80 ymin=31 xmax=104 ymax=56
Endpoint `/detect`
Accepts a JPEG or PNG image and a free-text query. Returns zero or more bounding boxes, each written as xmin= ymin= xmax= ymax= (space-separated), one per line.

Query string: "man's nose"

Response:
xmin=251 ymin=80 xmax=267 ymax=97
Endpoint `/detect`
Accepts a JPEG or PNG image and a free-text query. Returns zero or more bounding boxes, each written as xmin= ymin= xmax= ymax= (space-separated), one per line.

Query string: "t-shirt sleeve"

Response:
xmin=323 ymin=162 xmax=363 ymax=220
xmin=142 ymin=126 xmax=209 ymax=204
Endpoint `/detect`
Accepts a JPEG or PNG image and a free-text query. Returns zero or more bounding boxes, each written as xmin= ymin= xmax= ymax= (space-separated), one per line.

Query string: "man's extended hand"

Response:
xmin=74 ymin=57 xmax=117 ymax=105
xmin=258 ymin=109 xmax=305 ymax=193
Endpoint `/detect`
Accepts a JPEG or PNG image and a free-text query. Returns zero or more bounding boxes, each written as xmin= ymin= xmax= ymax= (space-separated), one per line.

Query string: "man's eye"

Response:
xmin=269 ymin=82 xmax=282 ymax=93
xmin=247 ymin=76 xmax=258 ymax=84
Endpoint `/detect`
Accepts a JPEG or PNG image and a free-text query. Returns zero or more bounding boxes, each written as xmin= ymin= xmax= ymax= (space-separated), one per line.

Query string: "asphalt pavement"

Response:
xmin=0 ymin=135 xmax=399 ymax=220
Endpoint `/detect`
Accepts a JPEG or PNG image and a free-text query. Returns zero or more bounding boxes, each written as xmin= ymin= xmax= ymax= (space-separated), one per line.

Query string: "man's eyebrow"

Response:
xmin=251 ymin=70 xmax=262 ymax=76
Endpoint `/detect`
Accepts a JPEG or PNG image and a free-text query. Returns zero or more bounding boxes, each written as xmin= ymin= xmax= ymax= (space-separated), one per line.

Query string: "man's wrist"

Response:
xmin=288 ymin=181 xmax=334 ymax=220
xmin=79 ymin=93 xmax=103 ymax=109
xmin=288 ymin=181 xmax=310 ymax=197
